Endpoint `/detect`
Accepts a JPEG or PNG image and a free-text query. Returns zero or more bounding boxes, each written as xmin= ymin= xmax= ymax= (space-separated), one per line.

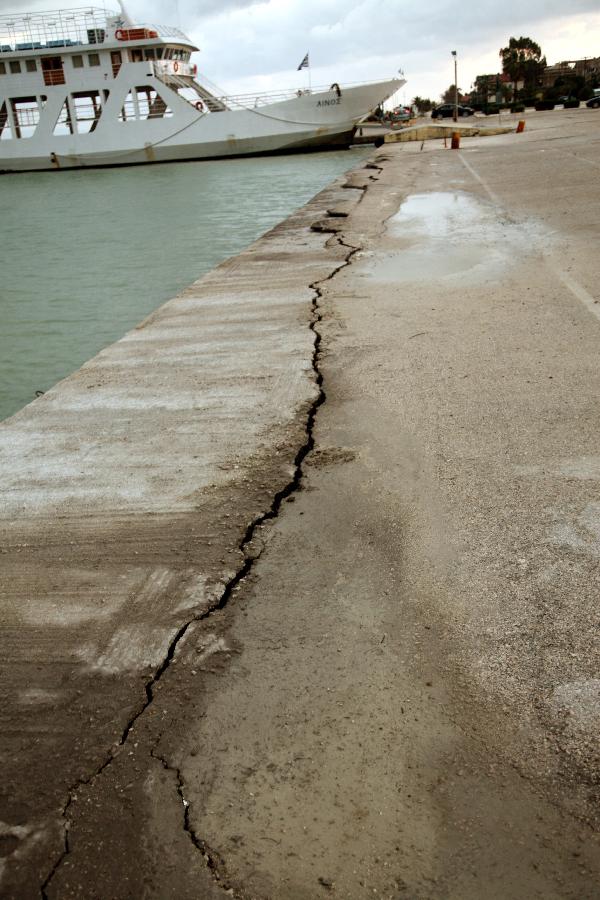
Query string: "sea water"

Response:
xmin=0 ymin=149 xmax=369 ymax=422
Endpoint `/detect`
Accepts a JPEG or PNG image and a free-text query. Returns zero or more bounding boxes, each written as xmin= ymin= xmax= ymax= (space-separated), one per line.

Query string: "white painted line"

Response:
xmin=553 ymin=267 xmax=600 ymax=322
xmin=459 ymin=152 xmax=600 ymax=324
xmin=547 ymin=147 xmax=600 ymax=171
xmin=457 ymin=152 xmax=502 ymax=205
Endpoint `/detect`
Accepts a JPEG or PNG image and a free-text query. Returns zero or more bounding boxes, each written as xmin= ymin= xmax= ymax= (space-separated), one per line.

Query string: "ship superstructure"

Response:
xmin=0 ymin=4 xmax=403 ymax=172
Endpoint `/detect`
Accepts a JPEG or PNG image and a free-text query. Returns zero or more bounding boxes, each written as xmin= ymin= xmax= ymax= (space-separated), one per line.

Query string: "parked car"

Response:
xmin=390 ymin=105 xmax=413 ymax=122
xmin=431 ymin=103 xmax=474 ymax=119
xmin=586 ymin=95 xmax=600 ymax=108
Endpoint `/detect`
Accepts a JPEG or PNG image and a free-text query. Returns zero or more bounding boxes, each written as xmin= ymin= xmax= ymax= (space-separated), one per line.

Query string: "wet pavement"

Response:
xmin=361 ymin=189 xmax=545 ymax=282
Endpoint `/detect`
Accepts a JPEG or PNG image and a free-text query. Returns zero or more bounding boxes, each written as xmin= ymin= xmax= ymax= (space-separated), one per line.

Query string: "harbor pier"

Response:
xmin=2 ymin=107 xmax=600 ymax=898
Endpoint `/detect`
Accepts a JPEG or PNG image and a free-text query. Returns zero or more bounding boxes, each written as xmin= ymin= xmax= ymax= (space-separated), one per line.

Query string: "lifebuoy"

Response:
xmin=195 ymin=100 xmax=204 ymax=112
xmin=192 ymin=64 xmax=197 ymax=75
xmin=173 ymin=61 xmax=179 ymax=73
xmin=115 ymin=28 xmax=124 ymax=40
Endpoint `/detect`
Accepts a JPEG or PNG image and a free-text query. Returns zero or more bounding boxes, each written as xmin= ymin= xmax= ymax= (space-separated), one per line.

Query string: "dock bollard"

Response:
xmin=451 ymin=131 xmax=460 ymax=149
xmin=516 ymin=119 xmax=526 ymax=133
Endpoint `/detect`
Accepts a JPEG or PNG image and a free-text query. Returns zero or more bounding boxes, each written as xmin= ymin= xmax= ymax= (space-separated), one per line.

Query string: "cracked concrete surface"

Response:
xmin=3 ymin=109 xmax=600 ymax=898
xmin=0 ymin=170 xmax=367 ymax=898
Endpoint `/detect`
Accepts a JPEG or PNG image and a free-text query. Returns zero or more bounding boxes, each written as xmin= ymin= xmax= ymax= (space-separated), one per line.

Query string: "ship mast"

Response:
xmin=117 ymin=0 xmax=134 ymax=27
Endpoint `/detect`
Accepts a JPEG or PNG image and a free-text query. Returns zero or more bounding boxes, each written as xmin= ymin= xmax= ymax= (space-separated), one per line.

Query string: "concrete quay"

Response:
xmin=0 ymin=174 xmax=365 ymax=897
xmin=2 ymin=107 xmax=600 ymax=898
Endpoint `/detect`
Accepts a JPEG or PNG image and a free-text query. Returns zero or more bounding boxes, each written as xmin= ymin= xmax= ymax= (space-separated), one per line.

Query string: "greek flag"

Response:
xmin=297 ymin=53 xmax=309 ymax=71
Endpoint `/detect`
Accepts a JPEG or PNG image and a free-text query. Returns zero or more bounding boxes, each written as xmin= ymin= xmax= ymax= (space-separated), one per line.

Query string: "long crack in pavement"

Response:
xmin=38 ymin=198 xmax=368 ymax=899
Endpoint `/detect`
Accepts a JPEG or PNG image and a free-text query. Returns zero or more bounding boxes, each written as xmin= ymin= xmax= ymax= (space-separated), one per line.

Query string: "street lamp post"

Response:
xmin=451 ymin=50 xmax=458 ymax=121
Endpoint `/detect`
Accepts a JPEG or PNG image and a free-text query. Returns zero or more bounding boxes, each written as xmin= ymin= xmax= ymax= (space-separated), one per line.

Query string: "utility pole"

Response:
xmin=452 ymin=50 xmax=458 ymax=121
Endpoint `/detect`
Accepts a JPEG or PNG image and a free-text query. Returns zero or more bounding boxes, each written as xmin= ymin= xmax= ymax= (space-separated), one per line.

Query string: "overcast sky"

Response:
xmin=4 ymin=0 xmax=600 ymax=102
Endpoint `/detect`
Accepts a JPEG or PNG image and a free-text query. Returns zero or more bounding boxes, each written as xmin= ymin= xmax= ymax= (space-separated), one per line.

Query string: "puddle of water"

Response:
xmin=373 ymin=243 xmax=484 ymax=281
xmin=390 ymin=192 xmax=484 ymax=240
xmin=363 ymin=191 xmax=544 ymax=284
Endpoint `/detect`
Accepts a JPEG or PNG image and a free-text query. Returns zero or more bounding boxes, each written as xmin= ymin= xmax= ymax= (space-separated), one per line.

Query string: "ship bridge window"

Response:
xmin=26 ymin=59 xmax=37 ymax=73
xmin=129 ymin=49 xmax=143 ymax=63
xmin=155 ymin=48 xmax=164 ymax=59
xmin=88 ymin=53 xmax=100 ymax=66
xmin=72 ymin=55 xmax=84 ymax=69
xmin=144 ymin=49 xmax=155 ymax=60
xmin=10 ymin=61 xmax=21 ymax=74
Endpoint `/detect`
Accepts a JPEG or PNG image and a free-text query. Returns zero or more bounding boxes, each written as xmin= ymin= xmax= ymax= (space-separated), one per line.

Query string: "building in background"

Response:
xmin=542 ymin=56 xmax=600 ymax=87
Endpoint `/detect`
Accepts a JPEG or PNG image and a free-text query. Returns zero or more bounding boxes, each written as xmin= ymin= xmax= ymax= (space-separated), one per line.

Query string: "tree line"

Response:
xmin=412 ymin=36 xmax=599 ymax=112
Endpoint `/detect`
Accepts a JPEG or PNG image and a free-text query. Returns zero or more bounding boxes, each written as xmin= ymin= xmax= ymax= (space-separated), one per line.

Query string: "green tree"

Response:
xmin=499 ymin=36 xmax=546 ymax=100
xmin=440 ymin=84 xmax=465 ymax=104
xmin=472 ymin=74 xmax=493 ymax=105
xmin=412 ymin=96 xmax=433 ymax=112
xmin=550 ymin=73 xmax=587 ymax=101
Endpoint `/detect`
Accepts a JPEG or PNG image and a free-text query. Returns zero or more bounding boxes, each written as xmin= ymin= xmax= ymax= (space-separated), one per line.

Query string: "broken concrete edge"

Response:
xmin=33 ymin=156 xmax=379 ymax=898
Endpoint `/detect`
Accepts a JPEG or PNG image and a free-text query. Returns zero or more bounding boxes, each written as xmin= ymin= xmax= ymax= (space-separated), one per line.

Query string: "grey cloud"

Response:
xmin=143 ymin=0 xmax=256 ymax=22
xmin=190 ymin=0 xmax=591 ymax=79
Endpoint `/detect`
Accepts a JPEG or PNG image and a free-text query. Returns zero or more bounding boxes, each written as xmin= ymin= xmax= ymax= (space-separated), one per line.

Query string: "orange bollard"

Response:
xmin=516 ymin=119 xmax=526 ymax=133
xmin=451 ymin=131 xmax=460 ymax=149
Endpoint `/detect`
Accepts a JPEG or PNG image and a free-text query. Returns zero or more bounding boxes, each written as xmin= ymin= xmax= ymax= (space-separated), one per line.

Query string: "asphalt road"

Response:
xmin=2 ymin=108 xmax=600 ymax=898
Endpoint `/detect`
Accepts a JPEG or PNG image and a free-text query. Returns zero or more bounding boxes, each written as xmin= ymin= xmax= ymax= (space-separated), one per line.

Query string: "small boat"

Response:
xmin=0 ymin=3 xmax=404 ymax=173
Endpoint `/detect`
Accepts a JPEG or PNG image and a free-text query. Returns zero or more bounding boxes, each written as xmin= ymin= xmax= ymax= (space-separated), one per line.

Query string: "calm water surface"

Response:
xmin=0 ymin=149 xmax=369 ymax=421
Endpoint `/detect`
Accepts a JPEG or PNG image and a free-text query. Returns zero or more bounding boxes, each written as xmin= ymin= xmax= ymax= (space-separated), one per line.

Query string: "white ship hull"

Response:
xmin=0 ymin=8 xmax=403 ymax=173
xmin=0 ymin=80 xmax=401 ymax=173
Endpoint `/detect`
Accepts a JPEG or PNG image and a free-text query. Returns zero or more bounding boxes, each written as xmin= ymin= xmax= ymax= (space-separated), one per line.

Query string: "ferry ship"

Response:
xmin=0 ymin=4 xmax=404 ymax=172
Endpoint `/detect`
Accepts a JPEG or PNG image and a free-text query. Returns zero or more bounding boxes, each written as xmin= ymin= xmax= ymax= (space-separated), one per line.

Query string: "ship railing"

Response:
xmin=223 ymin=88 xmax=314 ymax=108
xmin=195 ymin=78 xmax=401 ymax=110
xmin=152 ymin=64 xmax=229 ymax=113
xmin=11 ymin=104 xmax=40 ymax=127
xmin=127 ymin=23 xmax=190 ymax=41
xmin=0 ymin=8 xmax=191 ymax=50
xmin=0 ymin=7 xmax=110 ymax=49
xmin=152 ymin=66 xmax=401 ymax=114
xmin=185 ymin=75 xmax=309 ymax=112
